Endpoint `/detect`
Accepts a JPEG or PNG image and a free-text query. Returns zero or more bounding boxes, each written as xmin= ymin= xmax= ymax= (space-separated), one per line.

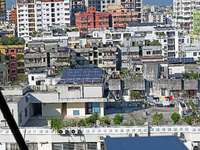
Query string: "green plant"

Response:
xmin=17 ymin=54 xmax=24 ymax=60
xmin=55 ymin=59 xmax=71 ymax=63
xmin=183 ymin=70 xmax=198 ymax=79
xmin=113 ymin=114 xmax=124 ymax=125
xmin=171 ymin=112 xmax=180 ymax=124
xmin=77 ymin=119 xmax=86 ymax=127
xmin=74 ymin=28 xmax=79 ymax=32
xmin=123 ymin=123 xmax=129 ymax=126
xmin=63 ymin=119 xmax=77 ymax=127
xmin=151 ymin=112 xmax=163 ymax=125
xmin=149 ymin=40 xmax=161 ymax=46
xmin=117 ymin=42 xmax=122 ymax=47
xmin=130 ymin=91 xmax=140 ymax=100
xmin=99 ymin=115 xmax=111 ymax=126
xmin=106 ymin=33 xmax=110 ymax=36
xmin=85 ymin=112 xmax=99 ymax=126
xmin=165 ymin=121 xmax=168 ymax=125
xmin=12 ymin=81 xmax=20 ymax=86
xmin=182 ymin=116 xmax=195 ymax=125
xmin=126 ymin=110 xmax=138 ymax=126
xmin=46 ymin=118 xmax=63 ymax=132
xmin=198 ymin=116 xmax=200 ymax=122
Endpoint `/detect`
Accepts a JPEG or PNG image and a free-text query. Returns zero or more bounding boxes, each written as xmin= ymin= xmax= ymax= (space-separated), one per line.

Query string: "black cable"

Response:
xmin=0 ymin=91 xmax=28 ymax=150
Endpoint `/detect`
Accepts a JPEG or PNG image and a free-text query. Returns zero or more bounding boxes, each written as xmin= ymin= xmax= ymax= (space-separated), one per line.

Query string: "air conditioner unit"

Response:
xmin=71 ymin=129 xmax=79 ymax=135
xmin=173 ymin=132 xmax=180 ymax=137
xmin=58 ymin=129 xmax=65 ymax=135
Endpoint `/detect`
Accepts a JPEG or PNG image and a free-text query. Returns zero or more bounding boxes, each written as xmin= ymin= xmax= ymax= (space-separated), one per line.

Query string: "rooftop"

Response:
xmin=128 ymin=23 xmax=156 ymax=27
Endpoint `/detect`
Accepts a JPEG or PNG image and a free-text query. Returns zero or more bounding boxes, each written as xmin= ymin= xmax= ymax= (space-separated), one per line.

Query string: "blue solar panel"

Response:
xmin=60 ymin=69 xmax=102 ymax=84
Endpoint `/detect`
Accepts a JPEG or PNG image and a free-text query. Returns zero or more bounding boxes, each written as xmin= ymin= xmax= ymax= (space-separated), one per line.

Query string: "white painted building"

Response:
xmin=0 ymin=126 xmax=198 ymax=150
xmin=17 ymin=0 xmax=70 ymax=40
xmin=6 ymin=8 xmax=11 ymax=21
xmin=173 ymin=0 xmax=200 ymax=31
xmin=148 ymin=13 xmax=166 ymax=24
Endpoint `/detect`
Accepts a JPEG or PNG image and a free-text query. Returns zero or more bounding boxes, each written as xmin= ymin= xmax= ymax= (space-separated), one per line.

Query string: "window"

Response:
xmin=193 ymin=52 xmax=197 ymax=56
xmin=11 ymin=70 xmax=15 ymax=73
xmin=11 ymin=63 xmax=15 ymax=66
xmin=85 ymin=102 xmax=93 ymax=114
xmin=73 ymin=110 xmax=79 ymax=115
xmin=11 ymin=56 xmax=15 ymax=59
xmin=25 ymin=108 xmax=28 ymax=118
xmin=11 ymin=49 xmax=14 ymax=53
xmin=149 ymin=81 xmax=153 ymax=88
xmin=19 ymin=113 xmax=22 ymax=124
xmin=199 ymin=52 xmax=200 ymax=55
xmin=68 ymin=87 xmax=80 ymax=91
xmin=161 ymin=89 xmax=166 ymax=96
xmin=147 ymin=51 xmax=151 ymax=55
xmin=5 ymin=49 xmax=8 ymax=53
xmin=31 ymin=76 xmax=34 ymax=81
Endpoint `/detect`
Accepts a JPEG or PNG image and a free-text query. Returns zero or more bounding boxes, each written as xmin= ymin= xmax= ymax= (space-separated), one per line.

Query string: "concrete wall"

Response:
xmin=28 ymin=73 xmax=47 ymax=85
xmin=84 ymin=87 xmax=103 ymax=98
xmin=67 ymin=102 xmax=85 ymax=116
xmin=108 ymin=79 xmax=121 ymax=90
xmin=30 ymin=93 xmax=58 ymax=103
xmin=124 ymin=79 xmax=145 ymax=90
xmin=184 ymin=79 xmax=198 ymax=90
xmin=185 ymin=64 xmax=199 ymax=73
xmin=42 ymin=103 xmax=61 ymax=117
xmin=57 ymin=85 xmax=82 ymax=99
xmin=0 ymin=103 xmax=18 ymax=127
xmin=143 ymin=62 xmax=158 ymax=80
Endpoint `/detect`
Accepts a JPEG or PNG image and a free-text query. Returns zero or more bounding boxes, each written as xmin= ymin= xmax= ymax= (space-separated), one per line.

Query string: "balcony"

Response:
xmin=122 ymin=63 xmax=128 ymax=68
xmin=25 ymin=62 xmax=47 ymax=68
xmin=122 ymin=55 xmax=128 ymax=60
xmin=103 ymin=55 xmax=116 ymax=60
xmin=76 ymin=64 xmax=93 ymax=69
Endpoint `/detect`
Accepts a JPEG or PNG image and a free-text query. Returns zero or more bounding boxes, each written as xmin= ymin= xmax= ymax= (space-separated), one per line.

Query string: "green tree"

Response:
xmin=171 ymin=112 xmax=180 ymax=124
xmin=77 ymin=119 xmax=86 ymax=127
xmin=113 ymin=114 xmax=124 ymax=125
xmin=182 ymin=116 xmax=195 ymax=125
xmin=74 ymin=28 xmax=79 ymax=32
xmin=85 ymin=112 xmax=99 ymax=126
xmin=151 ymin=112 xmax=163 ymax=125
xmin=46 ymin=118 xmax=63 ymax=132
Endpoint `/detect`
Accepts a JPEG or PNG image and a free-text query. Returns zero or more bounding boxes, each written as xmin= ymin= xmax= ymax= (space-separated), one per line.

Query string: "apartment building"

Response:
xmin=108 ymin=5 xmax=138 ymax=28
xmin=25 ymin=37 xmax=70 ymax=70
xmin=148 ymin=13 xmax=166 ymax=24
xmin=173 ymin=0 xmax=200 ymax=31
xmin=71 ymin=43 xmax=117 ymax=72
xmin=75 ymin=6 xmax=138 ymax=32
xmin=0 ymin=0 xmax=6 ymax=21
xmin=193 ymin=9 xmax=200 ymax=34
xmin=6 ymin=8 xmax=11 ymax=21
xmin=17 ymin=0 xmax=70 ymax=40
xmin=0 ymin=22 xmax=16 ymax=37
xmin=0 ymin=45 xmax=25 ymax=81
xmin=75 ymin=7 xmax=110 ymax=33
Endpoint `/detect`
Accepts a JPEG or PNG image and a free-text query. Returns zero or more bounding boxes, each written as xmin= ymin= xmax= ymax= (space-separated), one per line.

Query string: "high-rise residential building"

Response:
xmin=6 ymin=8 xmax=11 ymax=21
xmin=17 ymin=0 xmax=70 ymax=40
xmin=173 ymin=0 xmax=200 ymax=31
xmin=193 ymin=9 xmax=200 ymax=34
xmin=148 ymin=13 xmax=166 ymax=24
xmin=0 ymin=0 xmax=6 ymax=21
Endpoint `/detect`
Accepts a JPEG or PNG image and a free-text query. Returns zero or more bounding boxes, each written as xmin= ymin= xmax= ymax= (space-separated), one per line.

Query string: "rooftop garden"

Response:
xmin=149 ymin=40 xmax=162 ymax=46
xmin=0 ymin=37 xmax=25 ymax=45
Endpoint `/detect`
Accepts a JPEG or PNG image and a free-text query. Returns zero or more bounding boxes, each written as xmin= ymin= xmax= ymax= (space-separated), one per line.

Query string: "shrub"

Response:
xmin=77 ymin=119 xmax=86 ymax=127
xmin=46 ymin=118 xmax=63 ymax=132
xmin=171 ymin=112 xmax=180 ymax=124
xmin=99 ymin=115 xmax=111 ymax=126
xmin=113 ymin=114 xmax=124 ymax=125
xmin=63 ymin=119 xmax=77 ymax=127
xmin=151 ymin=112 xmax=163 ymax=125
xmin=182 ymin=116 xmax=195 ymax=125
xmin=85 ymin=112 xmax=99 ymax=126
xmin=123 ymin=123 xmax=129 ymax=126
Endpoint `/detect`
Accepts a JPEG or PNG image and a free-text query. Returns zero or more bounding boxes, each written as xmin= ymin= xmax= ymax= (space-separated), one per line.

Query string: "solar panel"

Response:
xmin=60 ymin=69 xmax=102 ymax=84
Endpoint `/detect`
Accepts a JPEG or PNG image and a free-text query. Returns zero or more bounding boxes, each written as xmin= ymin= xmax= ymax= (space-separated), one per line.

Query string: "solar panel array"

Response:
xmin=29 ymin=69 xmax=45 ymax=73
xmin=168 ymin=58 xmax=195 ymax=63
xmin=60 ymin=68 xmax=102 ymax=84
xmin=167 ymin=58 xmax=180 ymax=63
xmin=181 ymin=58 xmax=194 ymax=63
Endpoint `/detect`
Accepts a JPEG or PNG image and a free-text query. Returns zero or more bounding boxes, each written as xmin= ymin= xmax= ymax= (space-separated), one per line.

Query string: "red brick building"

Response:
xmin=75 ymin=6 xmax=138 ymax=32
xmin=11 ymin=10 xmax=17 ymax=24
xmin=75 ymin=7 xmax=110 ymax=33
